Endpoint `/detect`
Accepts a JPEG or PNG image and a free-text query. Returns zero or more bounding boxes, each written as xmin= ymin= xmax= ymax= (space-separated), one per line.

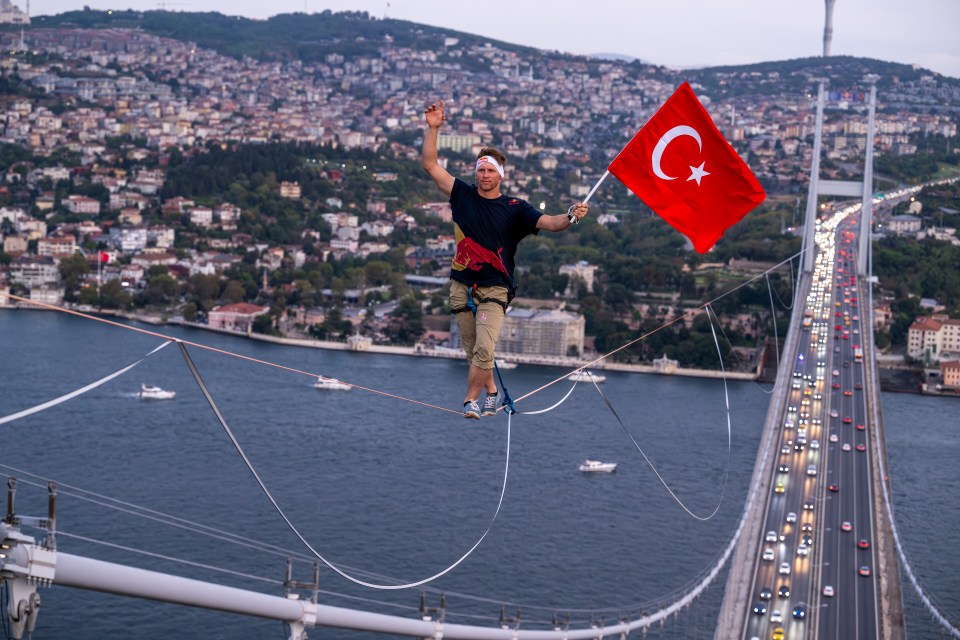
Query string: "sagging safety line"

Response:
xmin=453 ymin=283 xmax=516 ymax=415
xmin=176 ymin=340 xmax=515 ymax=590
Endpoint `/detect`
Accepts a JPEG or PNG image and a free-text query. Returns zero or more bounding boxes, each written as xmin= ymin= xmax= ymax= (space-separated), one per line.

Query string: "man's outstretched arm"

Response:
xmin=421 ymin=100 xmax=455 ymax=197
xmin=537 ymin=202 xmax=589 ymax=232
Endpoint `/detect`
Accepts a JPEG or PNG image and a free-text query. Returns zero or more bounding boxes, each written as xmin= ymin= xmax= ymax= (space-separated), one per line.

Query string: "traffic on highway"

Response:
xmin=743 ymin=207 xmax=879 ymax=640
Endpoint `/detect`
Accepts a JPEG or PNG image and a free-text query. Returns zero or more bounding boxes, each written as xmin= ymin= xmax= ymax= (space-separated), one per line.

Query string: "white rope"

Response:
xmin=0 ymin=341 xmax=172 ymax=425
xmin=178 ymin=341 xmax=513 ymax=591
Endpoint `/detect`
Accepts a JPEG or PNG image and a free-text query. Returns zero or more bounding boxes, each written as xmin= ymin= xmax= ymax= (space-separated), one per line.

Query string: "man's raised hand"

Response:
xmin=425 ymin=100 xmax=446 ymax=129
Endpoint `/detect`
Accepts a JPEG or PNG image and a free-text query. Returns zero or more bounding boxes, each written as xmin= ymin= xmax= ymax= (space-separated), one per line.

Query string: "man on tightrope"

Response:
xmin=421 ymin=99 xmax=589 ymax=419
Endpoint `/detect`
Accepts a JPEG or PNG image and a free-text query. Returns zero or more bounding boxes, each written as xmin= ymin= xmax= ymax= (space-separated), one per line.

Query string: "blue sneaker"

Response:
xmin=463 ymin=400 xmax=481 ymax=420
xmin=481 ymin=393 xmax=498 ymax=417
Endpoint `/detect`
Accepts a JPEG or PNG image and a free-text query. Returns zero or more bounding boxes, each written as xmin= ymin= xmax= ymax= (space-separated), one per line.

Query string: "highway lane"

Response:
xmin=817 ymin=224 xmax=879 ymax=639
xmin=742 ymin=214 xmax=881 ymax=640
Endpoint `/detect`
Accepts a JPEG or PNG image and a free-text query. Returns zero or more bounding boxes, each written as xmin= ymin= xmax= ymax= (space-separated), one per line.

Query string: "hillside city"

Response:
xmin=0 ymin=13 xmax=959 ymax=382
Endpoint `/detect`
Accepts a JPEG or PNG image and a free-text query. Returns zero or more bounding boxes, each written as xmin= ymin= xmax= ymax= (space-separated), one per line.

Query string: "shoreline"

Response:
xmin=0 ymin=304 xmax=762 ymax=382
xmin=4 ymin=304 xmax=941 ymax=393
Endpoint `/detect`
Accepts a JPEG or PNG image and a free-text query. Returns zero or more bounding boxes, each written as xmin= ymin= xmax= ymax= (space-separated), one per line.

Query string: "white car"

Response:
xmin=766 ymin=530 xmax=778 ymax=543
xmin=770 ymin=610 xmax=783 ymax=623
xmin=823 ymin=585 xmax=835 ymax=597
xmin=810 ymin=439 xmax=820 ymax=449
xmin=762 ymin=547 xmax=776 ymax=561
xmin=779 ymin=562 xmax=791 ymax=575
xmin=786 ymin=512 xmax=797 ymax=523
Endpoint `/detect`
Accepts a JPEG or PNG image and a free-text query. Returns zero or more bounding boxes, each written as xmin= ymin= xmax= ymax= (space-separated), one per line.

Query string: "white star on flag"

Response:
xmin=686 ymin=162 xmax=710 ymax=186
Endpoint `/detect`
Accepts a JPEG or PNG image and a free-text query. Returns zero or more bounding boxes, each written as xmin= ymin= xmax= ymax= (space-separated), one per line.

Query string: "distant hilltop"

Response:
xmin=24 ymin=9 xmax=959 ymax=96
xmin=589 ymin=52 xmax=645 ymax=64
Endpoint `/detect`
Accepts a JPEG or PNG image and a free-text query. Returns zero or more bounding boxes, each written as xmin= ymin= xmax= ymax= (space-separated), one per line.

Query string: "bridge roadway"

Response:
xmin=716 ymin=212 xmax=904 ymax=640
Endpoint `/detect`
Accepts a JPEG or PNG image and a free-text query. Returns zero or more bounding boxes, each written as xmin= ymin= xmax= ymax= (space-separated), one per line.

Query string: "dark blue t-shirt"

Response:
xmin=448 ymin=177 xmax=542 ymax=288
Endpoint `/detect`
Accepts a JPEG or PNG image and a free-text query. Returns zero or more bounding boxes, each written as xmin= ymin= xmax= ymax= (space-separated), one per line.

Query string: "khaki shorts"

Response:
xmin=450 ymin=281 xmax=508 ymax=370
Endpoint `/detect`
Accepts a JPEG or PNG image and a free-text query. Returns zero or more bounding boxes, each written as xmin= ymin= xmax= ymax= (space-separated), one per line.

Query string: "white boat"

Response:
xmin=138 ymin=384 xmax=176 ymax=400
xmin=313 ymin=376 xmax=352 ymax=391
xmin=568 ymin=370 xmax=606 ymax=383
xmin=579 ymin=459 xmax=617 ymax=473
xmin=496 ymin=360 xmax=518 ymax=370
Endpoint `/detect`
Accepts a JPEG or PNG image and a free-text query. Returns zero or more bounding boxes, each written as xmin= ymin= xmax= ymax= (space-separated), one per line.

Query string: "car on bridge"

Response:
xmin=772 ymin=626 xmax=785 ymax=640
xmin=859 ymin=566 xmax=872 ymax=577
xmin=792 ymin=604 xmax=807 ymax=619
xmin=752 ymin=602 xmax=767 ymax=616
xmin=762 ymin=547 xmax=775 ymax=561
xmin=778 ymin=562 xmax=791 ymax=575
xmin=760 ymin=587 xmax=773 ymax=600
xmin=829 ymin=484 xmax=840 ymax=492
xmin=858 ymin=539 xmax=870 ymax=550
xmin=823 ymin=585 xmax=835 ymax=597
xmin=841 ymin=521 xmax=853 ymax=532
xmin=857 ymin=443 xmax=867 ymax=451
xmin=777 ymin=584 xmax=790 ymax=598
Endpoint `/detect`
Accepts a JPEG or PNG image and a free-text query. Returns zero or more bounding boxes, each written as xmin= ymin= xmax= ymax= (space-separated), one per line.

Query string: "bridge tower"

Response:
xmin=800 ymin=74 xmax=879 ymax=277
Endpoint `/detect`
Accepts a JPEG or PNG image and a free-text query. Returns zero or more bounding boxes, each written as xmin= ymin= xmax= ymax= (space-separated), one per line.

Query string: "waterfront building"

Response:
xmin=208 ymin=302 xmax=270 ymax=333
xmin=908 ymin=313 xmax=960 ymax=364
xmin=941 ymin=360 xmax=960 ymax=389
xmin=9 ymin=255 xmax=59 ymax=288
xmin=449 ymin=307 xmax=585 ymax=358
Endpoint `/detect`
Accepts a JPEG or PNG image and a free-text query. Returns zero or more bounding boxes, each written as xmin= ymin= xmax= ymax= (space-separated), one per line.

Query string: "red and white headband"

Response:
xmin=476 ymin=155 xmax=504 ymax=178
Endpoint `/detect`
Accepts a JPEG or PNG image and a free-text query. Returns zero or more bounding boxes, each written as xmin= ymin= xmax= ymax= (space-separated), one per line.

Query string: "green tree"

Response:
xmin=58 ymin=254 xmax=90 ymax=302
xmin=388 ymin=296 xmax=424 ymax=345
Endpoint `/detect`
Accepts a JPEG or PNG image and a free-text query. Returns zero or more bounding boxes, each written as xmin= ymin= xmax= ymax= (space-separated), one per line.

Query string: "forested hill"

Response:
xmin=29 ymin=9 xmax=538 ymax=63
xmin=26 ymin=9 xmax=957 ymax=96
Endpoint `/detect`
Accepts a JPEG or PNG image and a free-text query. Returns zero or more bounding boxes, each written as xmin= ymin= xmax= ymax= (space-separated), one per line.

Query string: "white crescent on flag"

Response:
xmin=651 ymin=125 xmax=703 ymax=181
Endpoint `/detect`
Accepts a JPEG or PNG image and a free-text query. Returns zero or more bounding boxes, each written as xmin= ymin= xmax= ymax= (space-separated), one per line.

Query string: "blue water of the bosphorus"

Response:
xmin=1 ymin=310 xmax=956 ymax=639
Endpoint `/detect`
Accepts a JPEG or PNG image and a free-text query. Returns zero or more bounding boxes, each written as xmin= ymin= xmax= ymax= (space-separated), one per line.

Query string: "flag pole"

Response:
xmin=582 ymin=170 xmax=610 ymax=205
xmin=568 ymin=170 xmax=610 ymax=224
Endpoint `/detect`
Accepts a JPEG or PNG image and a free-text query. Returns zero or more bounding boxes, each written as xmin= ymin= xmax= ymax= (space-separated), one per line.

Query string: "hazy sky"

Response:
xmin=28 ymin=0 xmax=960 ymax=78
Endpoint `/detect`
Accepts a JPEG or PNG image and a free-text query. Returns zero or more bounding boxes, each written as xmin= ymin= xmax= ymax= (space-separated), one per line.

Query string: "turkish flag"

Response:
xmin=99 ymin=251 xmax=109 ymax=263
xmin=608 ymin=82 xmax=765 ymax=253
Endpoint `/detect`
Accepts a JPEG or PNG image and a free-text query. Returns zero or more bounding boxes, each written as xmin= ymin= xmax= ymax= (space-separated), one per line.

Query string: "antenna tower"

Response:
xmin=823 ymin=0 xmax=836 ymax=56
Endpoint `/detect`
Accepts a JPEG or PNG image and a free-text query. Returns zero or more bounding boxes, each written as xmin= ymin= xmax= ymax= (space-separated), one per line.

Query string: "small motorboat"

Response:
xmin=313 ymin=377 xmax=352 ymax=391
xmin=139 ymin=384 xmax=176 ymax=400
xmin=496 ymin=360 xmax=518 ymax=370
xmin=579 ymin=459 xmax=617 ymax=473
xmin=568 ymin=370 xmax=606 ymax=383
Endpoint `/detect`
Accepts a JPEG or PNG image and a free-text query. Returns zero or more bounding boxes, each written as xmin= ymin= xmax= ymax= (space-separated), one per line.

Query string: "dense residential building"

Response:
xmin=907 ymin=314 xmax=960 ymax=363
xmin=37 ymin=235 xmax=78 ymax=257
